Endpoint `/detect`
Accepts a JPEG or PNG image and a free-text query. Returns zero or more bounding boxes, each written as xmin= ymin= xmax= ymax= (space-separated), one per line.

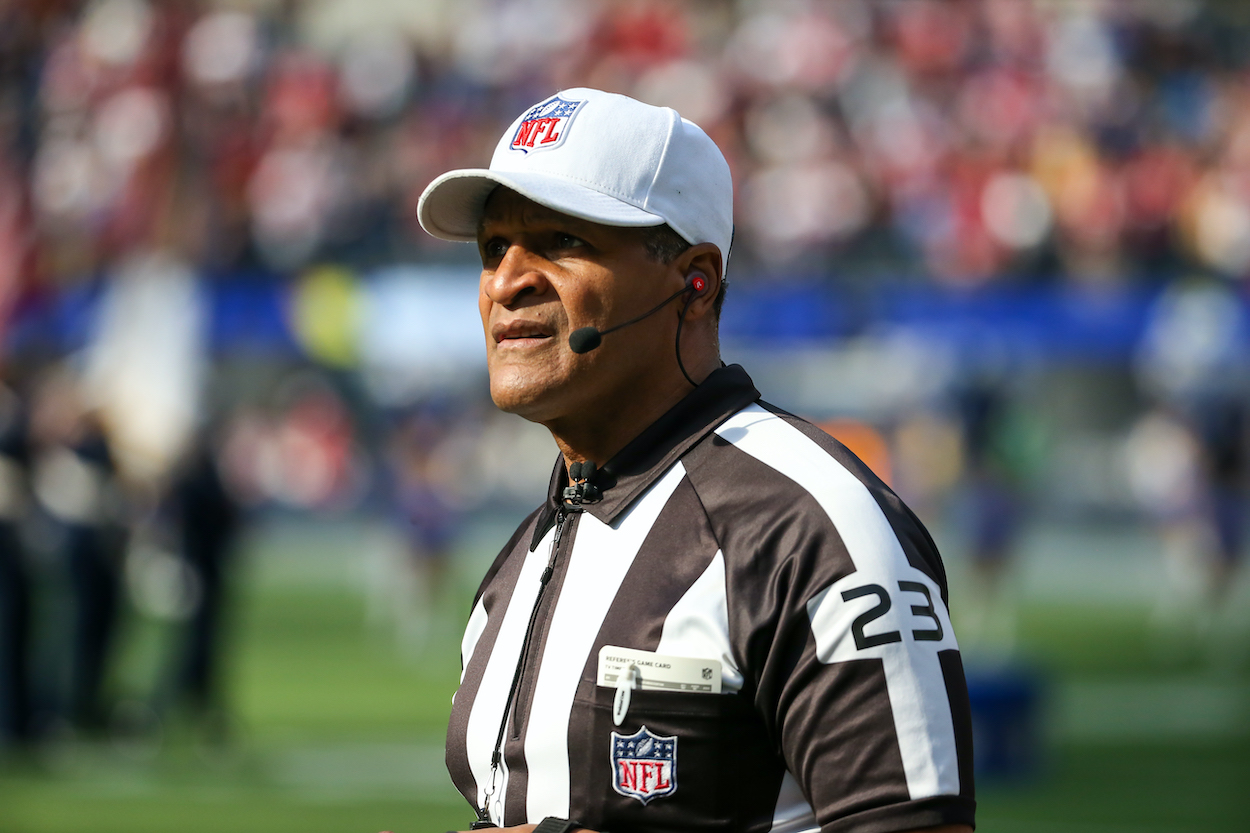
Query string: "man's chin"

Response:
xmin=489 ymin=379 xmax=559 ymax=423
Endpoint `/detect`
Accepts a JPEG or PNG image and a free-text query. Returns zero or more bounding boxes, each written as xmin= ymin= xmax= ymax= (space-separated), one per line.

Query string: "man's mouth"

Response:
xmin=493 ymin=321 xmax=555 ymax=347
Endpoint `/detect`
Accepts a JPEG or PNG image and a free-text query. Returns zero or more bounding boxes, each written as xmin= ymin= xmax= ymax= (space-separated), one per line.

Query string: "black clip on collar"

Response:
xmin=562 ymin=460 xmax=601 ymax=511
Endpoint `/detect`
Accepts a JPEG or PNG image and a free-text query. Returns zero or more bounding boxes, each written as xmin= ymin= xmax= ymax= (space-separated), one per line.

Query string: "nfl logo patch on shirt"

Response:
xmin=611 ymin=725 xmax=677 ymax=805
xmin=509 ymin=94 xmax=585 ymax=154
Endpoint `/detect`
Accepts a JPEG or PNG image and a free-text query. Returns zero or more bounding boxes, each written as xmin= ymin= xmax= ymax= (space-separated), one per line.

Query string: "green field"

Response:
xmin=2 ymin=519 xmax=1247 ymax=833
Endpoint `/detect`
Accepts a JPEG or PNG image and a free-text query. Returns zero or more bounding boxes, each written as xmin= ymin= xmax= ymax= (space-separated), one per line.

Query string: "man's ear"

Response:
xmin=674 ymin=243 xmax=723 ymax=321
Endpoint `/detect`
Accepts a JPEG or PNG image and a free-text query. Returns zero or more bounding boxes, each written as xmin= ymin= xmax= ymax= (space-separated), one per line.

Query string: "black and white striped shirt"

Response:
xmin=447 ymin=365 xmax=975 ymax=832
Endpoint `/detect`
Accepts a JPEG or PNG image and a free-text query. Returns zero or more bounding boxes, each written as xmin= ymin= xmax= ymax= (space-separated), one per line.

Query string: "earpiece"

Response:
xmin=569 ymin=272 xmax=712 ymax=358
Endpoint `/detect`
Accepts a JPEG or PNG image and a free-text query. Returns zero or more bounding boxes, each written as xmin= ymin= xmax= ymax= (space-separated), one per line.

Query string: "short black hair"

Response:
xmin=639 ymin=224 xmax=727 ymax=318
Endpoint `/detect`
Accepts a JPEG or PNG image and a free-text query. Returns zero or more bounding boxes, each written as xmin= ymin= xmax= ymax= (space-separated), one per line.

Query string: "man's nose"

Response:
xmin=482 ymin=244 xmax=549 ymax=306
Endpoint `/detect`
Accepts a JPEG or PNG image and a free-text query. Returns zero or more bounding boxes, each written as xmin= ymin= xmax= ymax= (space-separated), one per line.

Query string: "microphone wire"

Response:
xmin=595 ymin=283 xmax=693 ymax=339
xmin=568 ymin=281 xmax=703 ymax=387
xmin=675 ymin=290 xmax=698 ymax=387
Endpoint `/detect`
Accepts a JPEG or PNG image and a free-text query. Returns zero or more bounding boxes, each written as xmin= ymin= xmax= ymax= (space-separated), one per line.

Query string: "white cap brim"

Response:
xmin=417 ymin=168 xmax=668 ymax=244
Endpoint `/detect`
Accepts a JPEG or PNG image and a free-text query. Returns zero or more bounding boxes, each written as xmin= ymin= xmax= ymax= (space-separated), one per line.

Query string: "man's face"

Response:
xmin=476 ymin=188 xmax=677 ymax=425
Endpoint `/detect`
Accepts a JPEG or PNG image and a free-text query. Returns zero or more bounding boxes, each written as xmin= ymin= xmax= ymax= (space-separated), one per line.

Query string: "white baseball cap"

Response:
xmin=417 ymin=87 xmax=733 ymax=262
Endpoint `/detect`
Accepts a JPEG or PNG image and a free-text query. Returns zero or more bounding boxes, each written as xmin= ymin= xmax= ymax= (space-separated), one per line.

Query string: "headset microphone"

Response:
xmin=568 ymin=273 xmax=708 ymax=355
xmin=566 ymin=325 xmax=606 ymax=355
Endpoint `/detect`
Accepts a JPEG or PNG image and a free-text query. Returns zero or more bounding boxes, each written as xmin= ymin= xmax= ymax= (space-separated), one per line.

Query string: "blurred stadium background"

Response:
xmin=0 ymin=0 xmax=1248 ymax=831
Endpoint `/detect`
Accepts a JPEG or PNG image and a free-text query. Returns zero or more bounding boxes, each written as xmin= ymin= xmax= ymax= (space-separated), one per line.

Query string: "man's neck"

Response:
xmin=545 ymin=355 xmax=721 ymax=469
xmin=546 ymin=380 xmax=692 ymax=469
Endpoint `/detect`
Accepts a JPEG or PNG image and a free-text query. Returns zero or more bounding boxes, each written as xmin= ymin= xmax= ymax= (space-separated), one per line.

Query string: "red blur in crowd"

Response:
xmin=0 ymin=0 xmax=1247 ymax=348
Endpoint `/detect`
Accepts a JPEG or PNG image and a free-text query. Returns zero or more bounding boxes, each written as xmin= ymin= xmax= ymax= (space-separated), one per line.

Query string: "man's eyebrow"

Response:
xmin=477 ymin=206 xmax=586 ymax=238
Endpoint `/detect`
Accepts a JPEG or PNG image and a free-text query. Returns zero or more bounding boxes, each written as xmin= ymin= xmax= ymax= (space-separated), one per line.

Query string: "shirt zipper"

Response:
xmin=478 ymin=457 xmax=601 ymax=826
xmin=509 ymin=506 xmax=570 ymax=740
xmin=477 ymin=505 xmax=571 ymax=825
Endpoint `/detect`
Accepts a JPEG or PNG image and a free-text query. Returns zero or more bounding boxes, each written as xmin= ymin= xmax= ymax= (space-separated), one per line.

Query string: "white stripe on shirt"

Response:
xmin=716 ymin=403 xmax=961 ymax=800
xmin=655 ymin=550 xmax=744 ymax=693
xmin=464 ymin=522 xmax=555 ymax=823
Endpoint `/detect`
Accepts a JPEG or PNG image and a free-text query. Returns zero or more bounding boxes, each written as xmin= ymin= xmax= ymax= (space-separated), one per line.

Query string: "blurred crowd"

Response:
xmin=1 ymin=0 xmax=1249 ymax=759
xmin=0 ymin=0 xmax=1249 ymax=305
xmin=0 ymin=361 xmax=239 ymax=750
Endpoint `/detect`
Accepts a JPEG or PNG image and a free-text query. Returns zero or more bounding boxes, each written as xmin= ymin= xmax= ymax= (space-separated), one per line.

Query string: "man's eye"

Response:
xmin=483 ymin=238 xmax=508 ymax=259
xmin=554 ymin=233 xmax=585 ymax=250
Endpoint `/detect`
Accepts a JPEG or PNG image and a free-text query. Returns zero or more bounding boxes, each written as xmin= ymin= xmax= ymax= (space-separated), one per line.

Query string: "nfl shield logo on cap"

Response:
xmin=611 ymin=725 xmax=677 ymax=805
xmin=509 ymin=94 xmax=586 ymax=154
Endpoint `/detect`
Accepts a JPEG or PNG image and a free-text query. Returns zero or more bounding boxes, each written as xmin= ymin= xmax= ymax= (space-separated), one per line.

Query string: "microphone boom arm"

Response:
xmin=568 ymin=284 xmax=694 ymax=354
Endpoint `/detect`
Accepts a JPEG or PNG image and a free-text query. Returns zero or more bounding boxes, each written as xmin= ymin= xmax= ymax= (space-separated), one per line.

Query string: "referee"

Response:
xmin=418 ymin=88 xmax=975 ymax=833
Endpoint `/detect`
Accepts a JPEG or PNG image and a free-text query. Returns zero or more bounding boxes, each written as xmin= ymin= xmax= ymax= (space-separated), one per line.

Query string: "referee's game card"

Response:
xmin=597 ymin=646 xmax=722 ymax=694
